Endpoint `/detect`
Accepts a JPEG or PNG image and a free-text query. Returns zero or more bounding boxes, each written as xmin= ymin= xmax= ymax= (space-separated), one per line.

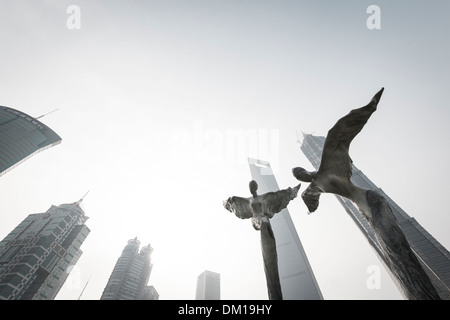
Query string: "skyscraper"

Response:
xmin=248 ymin=158 xmax=323 ymax=300
xmin=195 ymin=270 xmax=220 ymax=300
xmin=298 ymin=132 xmax=450 ymax=300
xmin=0 ymin=106 xmax=62 ymax=177
xmin=142 ymin=285 xmax=159 ymax=300
xmin=0 ymin=199 xmax=90 ymax=300
xmin=100 ymin=237 xmax=157 ymax=300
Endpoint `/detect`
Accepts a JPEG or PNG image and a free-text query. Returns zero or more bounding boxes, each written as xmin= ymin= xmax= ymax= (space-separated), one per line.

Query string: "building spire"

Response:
xmin=78 ymin=190 xmax=90 ymax=204
xmin=35 ymin=108 xmax=59 ymax=120
xmin=78 ymin=276 xmax=91 ymax=300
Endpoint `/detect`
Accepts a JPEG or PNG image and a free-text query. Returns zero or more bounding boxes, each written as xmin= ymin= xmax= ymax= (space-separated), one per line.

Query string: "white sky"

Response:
xmin=0 ymin=0 xmax=449 ymax=300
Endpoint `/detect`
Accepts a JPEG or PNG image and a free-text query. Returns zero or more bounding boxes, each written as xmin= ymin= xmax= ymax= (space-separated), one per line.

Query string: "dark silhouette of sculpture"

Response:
xmin=292 ymin=87 xmax=441 ymax=300
xmin=223 ymin=180 xmax=300 ymax=300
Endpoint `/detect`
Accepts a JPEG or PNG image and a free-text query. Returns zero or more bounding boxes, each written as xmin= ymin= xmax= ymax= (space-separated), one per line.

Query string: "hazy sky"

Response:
xmin=0 ymin=0 xmax=449 ymax=300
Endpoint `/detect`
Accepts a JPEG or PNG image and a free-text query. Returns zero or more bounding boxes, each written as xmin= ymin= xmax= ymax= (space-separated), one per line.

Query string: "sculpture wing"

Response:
xmin=223 ymin=196 xmax=253 ymax=219
xmin=261 ymin=184 xmax=301 ymax=216
xmin=319 ymin=87 xmax=384 ymax=179
xmin=301 ymin=182 xmax=323 ymax=214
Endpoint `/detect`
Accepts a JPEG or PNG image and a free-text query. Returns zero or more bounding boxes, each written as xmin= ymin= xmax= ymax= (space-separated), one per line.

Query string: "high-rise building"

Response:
xmin=0 ymin=106 xmax=62 ymax=177
xmin=0 ymin=199 xmax=90 ymax=300
xmin=248 ymin=158 xmax=323 ymax=300
xmin=142 ymin=285 xmax=159 ymax=300
xmin=298 ymin=132 xmax=450 ymax=300
xmin=195 ymin=270 xmax=220 ymax=300
xmin=100 ymin=237 xmax=156 ymax=300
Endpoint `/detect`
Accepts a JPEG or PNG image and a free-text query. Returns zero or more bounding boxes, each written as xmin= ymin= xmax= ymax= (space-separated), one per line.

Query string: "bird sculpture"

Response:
xmin=292 ymin=87 xmax=441 ymax=300
xmin=223 ymin=180 xmax=300 ymax=300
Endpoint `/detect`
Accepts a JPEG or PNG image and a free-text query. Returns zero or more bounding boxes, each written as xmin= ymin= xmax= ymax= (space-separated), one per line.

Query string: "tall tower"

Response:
xmin=195 ymin=270 xmax=220 ymax=300
xmin=100 ymin=237 xmax=156 ymax=300
xmin=0 ymin=199 xmax=90 ymax=300
xmin=298 ymin=132 xmax=450 ymax=299
xmin=0 ymin=106 xmax=61 ymax=177
xmin=248 ymin=158 xmax=323 ymax=300
xmin=142 ymin=285 xmax=159 ymax=300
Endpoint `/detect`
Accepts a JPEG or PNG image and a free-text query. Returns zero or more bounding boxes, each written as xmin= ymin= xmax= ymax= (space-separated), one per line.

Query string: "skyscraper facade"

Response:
xmin=0 ymin=106 xmax=62 ymax=177
xmin=0 ymin=200 xmax=90 ymax=300
xmin=195 ymin=270 xmax=220 ymax=300
xmin=248 ymin=158 xmax=323 ymax=300
xmin=298 ymin=132 xmax=450 ymax=300
xmin=142 ymin=285 xmax=159 ymax=300
xmin=100 ymin=237 xmax=156 ymax=300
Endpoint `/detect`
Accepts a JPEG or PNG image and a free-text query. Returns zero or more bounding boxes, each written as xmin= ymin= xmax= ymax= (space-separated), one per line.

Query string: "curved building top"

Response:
xmin=0 ymin=105 xmax=62 ymax=176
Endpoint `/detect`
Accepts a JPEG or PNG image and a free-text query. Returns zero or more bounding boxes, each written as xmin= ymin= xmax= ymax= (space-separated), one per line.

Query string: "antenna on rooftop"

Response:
xmin=81 ymin=190 xmax=90 ymax=201
xmin=76 ymin=190 xmax=90 ymax=206
xmin=36 ymin=108 xmax=59 ymax=120
xmin=78 ymin=276 xmax=91 ymax=300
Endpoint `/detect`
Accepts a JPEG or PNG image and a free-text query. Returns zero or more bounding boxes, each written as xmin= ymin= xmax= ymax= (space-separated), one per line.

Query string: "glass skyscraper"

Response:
xmin=195 ymin=270 xmax=220 ymax=300
xmin=0 ymin=106 xmax=61 ymax=177
xmin=0 ymin=199 xmax=90 ymax=300
xmin=100 ymin=237 xmax=157 ymax=300
xmin=248 ymin=158 xmax=323 ymax=300
xmin=298 ymin=132 xmax=450 ymax=300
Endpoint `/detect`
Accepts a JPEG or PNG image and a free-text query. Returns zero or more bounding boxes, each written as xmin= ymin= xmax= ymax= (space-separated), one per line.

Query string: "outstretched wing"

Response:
xmin=319 ymin=87 xmax=384 ymax=179
xmin=223 ymin=196 xmax=253 ymax=219
xmin=261 ymin=183 xmax=301 ymax=216
xmin=301 ymin=182 xmax=323 ymax=214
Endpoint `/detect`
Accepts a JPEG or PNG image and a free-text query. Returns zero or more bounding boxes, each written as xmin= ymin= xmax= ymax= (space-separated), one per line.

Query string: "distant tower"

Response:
xmin=0 ymin=106 xmax=61 ymax=177
xmin=142 ymin=285 xmax=159 ymax=300
xmin=0 ymin=199 xmax=90 ymax=300
xmin=248 ymin=158 xmax=323 ymax=300
xmin=195 ymin=270 xmax=220 ymax=300
xmin=298 ymin=132 xmax=450 ymax=300
xmin=100 ymin=237 xmax=156 ymax=300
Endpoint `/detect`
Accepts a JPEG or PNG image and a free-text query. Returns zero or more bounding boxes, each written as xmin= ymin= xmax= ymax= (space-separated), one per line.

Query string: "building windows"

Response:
xmin=0 ymin=274 xmax=23 ymax=287
xmin=0 ymin=284 xmax=14 ymax=298
xmin=27 ymin=246 xmax=46 ymax=257
xmin=100 ymin=238 xmax=154 ymax=300
xmin=0 ymin=246 xmax=23 ymax=263
xmin=42 ymin=252 xmax=60 ymax=272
